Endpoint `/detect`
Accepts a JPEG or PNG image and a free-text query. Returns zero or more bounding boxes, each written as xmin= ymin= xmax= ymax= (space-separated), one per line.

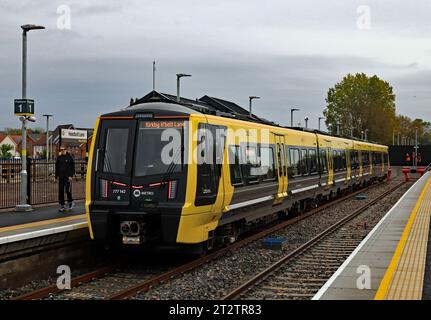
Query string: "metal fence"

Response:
xmin=0 ymin=159 xmax=87 ymax=209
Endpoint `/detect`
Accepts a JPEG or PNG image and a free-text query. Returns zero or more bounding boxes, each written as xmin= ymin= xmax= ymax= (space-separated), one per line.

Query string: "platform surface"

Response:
xmin=314 ymin=171 xmax=431 ymax=300
xmin=0 ymin=202 xmax=88 ymax=245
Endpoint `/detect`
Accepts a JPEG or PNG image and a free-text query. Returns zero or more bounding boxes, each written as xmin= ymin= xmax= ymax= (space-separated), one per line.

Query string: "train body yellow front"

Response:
xmin=85 ymin=94 xmax=389 ymax=252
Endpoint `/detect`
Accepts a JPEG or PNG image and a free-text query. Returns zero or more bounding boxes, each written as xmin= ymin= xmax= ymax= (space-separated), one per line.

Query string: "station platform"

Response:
xmin=0 ymin=202 xmax=88 ymax=246
xmin=314 ymin=170 xmax=431 ymax=300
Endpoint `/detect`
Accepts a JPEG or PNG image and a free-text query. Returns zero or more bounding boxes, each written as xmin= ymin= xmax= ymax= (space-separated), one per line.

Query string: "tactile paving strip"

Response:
xmin=376 ymin=176 xmax=431 ymax=300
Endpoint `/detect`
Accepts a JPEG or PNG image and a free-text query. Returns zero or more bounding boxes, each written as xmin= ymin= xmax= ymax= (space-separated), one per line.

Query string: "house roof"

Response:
xmin=28 ymin=133 xmax=43 ymax=142
xmin=0 ymin=133 xmax=7 ymax=144
xmin=9 ymin=135 xmax=22 ymax=145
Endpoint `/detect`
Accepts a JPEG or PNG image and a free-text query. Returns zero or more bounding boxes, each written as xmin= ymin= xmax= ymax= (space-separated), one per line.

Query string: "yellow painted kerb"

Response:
xmin=0 ymin=214 xmax=86 ymax=234
xmin=374 ymin=175 xmax=431 ymax=300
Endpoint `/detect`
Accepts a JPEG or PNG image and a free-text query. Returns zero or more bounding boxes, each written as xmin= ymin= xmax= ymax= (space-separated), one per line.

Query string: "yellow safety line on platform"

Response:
xmin=375 ymin=175 xmax=431 ymax=300
xmin=0 ymin=214 xmax=87 ymax=234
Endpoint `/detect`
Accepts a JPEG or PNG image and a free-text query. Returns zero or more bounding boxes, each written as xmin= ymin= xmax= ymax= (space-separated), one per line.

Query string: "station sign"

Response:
xmin=61 ymin=129 xmax=88 ymax=142
xmin=14 ymin=99 xmax=35 ymax=116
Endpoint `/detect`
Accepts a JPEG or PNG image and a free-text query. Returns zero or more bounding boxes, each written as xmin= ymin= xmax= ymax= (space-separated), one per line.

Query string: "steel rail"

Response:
xmin=12 ymin=180 xmax=390 ymax=300
xmin=13 ymin=266 xmax=115 ymax=300
xmin=106 ymin=181 xmax=389 ymax=300
xmin=221 ymin=181 xmax=404 ymax=300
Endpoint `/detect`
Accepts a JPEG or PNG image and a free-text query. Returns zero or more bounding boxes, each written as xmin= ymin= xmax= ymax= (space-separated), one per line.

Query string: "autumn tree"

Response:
xmin=323 ymin=73 xmax=396 ymax=144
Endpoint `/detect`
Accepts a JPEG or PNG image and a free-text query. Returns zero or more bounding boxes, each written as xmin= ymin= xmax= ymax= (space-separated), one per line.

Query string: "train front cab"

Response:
xmin=86 ymin=108 xmax=195 ymax=249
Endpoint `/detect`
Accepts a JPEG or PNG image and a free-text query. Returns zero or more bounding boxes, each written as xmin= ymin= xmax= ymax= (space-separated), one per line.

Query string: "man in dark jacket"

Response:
xmin=55 ymin=146 xmax=75 ymax=212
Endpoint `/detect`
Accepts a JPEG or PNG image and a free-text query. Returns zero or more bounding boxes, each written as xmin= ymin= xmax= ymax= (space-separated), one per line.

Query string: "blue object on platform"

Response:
xmin=355 ymin=194 xmax=367 ymax=200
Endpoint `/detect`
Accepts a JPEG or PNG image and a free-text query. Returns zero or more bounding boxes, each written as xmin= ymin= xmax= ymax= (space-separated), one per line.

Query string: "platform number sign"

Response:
xmin=14 ymin=99 xmax=35 ymax=116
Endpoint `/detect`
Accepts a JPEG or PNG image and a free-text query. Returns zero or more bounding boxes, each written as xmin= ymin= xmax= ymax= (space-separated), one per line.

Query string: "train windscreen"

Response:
xmin=134 ymin=120 xmax=185 ymax=177
xmin=103 ymin=128 xmax=129 ymax=174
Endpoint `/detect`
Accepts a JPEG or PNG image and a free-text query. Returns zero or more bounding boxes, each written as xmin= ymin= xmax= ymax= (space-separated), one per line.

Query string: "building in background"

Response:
xmin=0 ymin=133 xmax=20 ymax=158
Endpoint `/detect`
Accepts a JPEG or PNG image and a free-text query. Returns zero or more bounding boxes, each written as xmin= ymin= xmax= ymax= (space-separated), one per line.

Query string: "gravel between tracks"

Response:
xmin=0 ymin=180 xmax=409 ymax=300
xmin=131 ymin=181 xmax=410 ymax=300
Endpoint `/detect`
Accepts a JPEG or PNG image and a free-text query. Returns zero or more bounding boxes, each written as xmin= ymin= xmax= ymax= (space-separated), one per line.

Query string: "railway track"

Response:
xmin=222 ymin=181 xmax=404 ymax=300
xmin=12 ymin=180 xmax=398 ymax=300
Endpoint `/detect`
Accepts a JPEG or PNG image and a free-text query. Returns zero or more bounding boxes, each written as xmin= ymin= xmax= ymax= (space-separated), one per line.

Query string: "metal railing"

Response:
xmin=0 ymin=158 xmax=87 ymax=209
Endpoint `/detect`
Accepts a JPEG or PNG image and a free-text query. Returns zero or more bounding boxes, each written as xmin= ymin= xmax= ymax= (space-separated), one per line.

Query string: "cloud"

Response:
xmin=0 ymin=0 xmax=430 ymax=131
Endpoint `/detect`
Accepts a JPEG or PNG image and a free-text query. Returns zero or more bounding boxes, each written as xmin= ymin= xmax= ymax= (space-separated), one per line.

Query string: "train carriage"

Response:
xmin=85 ymin=94 xmax=389 ymax=252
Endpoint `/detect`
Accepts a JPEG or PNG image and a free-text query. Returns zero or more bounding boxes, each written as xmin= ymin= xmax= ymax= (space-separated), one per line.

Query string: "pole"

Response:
xmin=397 ymin=133 xmax=400 ymax=145
xmin=22 ymin=30 xmax=27 ymax=98
xmin=291 ymin=109 xmax=294 ymax=127
xmin=414 ymin=129 xmax=418 ymax=167
xmin=249 ymin=98 xmax=252 ymax=115
xmin=44 ymin=115 xmax=52 ymax=160
xmin=153 ymin=61 xmax=156 ymax=91
xmin=176 ymin=75 xmax=180 ymax=102
xmin=16 ymin=29 xmax=31 ymax=211
xmin=46 ymin=116 xmax=49 ymax=159
xmin=318 ymin=117 xmax=324 ymax=131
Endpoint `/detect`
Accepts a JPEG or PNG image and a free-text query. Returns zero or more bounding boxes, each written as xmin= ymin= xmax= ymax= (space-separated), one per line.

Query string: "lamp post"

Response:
xmin=414 ymin=127 xmax=418 ymax=167
xmin=304 ymin=117 xmax=309 ymax=129
xmin=43 ymin=114 xmax=53 ymax=160
xmin=318 ymin=117 xmax=324 ymax=131
xmin=16 ymin=24 xmax=45 ymax=212
xmin=176 ymin=73 xmax=191 ymax=102
xmin=364 ymin=129 xmax=369 ymax=141
xmin=248 ymin=96 xmax=260 ymax=116
xmin=290 ymin=108 xmax=299 ymax=127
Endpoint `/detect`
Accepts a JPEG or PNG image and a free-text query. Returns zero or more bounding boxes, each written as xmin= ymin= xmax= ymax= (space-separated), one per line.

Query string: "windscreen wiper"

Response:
xmin=159 ymin=145 xmax=183 ymax=189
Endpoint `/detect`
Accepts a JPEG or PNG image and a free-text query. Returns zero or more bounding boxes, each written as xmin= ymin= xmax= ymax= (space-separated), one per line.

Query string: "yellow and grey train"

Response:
xmin=85 ymin=93 xmax=389 ymax=252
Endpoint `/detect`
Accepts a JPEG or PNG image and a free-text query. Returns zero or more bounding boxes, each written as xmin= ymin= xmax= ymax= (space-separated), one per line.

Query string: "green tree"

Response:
xmin=323 ymin=73 xmax=396 ymax=144
xmin=0 ymin=144 xmax=13 ymax=158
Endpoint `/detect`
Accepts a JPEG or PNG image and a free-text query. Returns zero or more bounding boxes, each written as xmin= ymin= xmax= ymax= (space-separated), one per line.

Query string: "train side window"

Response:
xmin=341 ymin=150 xmax=346 ymax=170
xmin=288 ymin=148 xmax=301 ymax=178
xmin=333 ymin=150 xmax=339 ymax=172
xmin=320 ymin=149 xmax=327 ymax=174
xmin=309 ymin=149 xmax=318 ymax=174
xmin=259 ymin=146 xmax=276 ymax=181
xmin=228 ymin=145 xmax=243 ymax=186
xmin=355 ymin=151 xmax=360 ymax=169
xmin=243 ymin=145 xmax=259 ymax=184
xmin=301 ymin=149 xmax=309 ymax=175
xmin=362 ymin=152 xmax=369 ymax=166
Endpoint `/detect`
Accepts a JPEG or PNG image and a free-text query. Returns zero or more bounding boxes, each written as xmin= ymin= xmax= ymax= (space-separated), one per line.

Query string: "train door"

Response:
xmin=327 ymin=146 xmax=334 ymax=185
xmin=273 ymin=134 xmax=288 ymax=203
xmin=195 ymin=123 xmax=226 ymax=211
xmin=346 ymin=149 xmax=351 ymax=181
xmin=94 ymin=119 xmax=136 ymax=203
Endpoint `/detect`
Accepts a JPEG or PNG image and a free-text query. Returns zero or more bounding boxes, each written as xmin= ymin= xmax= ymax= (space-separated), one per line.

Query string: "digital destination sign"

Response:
xmin=142 ymin=121 xmax=185 ymax=129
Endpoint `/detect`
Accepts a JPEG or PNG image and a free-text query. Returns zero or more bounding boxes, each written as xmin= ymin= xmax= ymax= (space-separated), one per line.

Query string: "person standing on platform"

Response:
xmin=55 ymin=146 xmax=75 ymax=212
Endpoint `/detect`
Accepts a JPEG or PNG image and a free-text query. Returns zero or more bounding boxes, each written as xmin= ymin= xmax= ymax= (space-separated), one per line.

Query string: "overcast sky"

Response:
xmin=1 ymin=0 xmax=430 ymax=131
